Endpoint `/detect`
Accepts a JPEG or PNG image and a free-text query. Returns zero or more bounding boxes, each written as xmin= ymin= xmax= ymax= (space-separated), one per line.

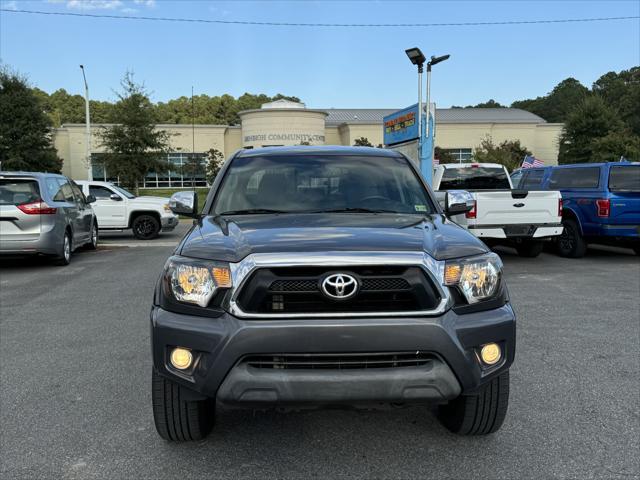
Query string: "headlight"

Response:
xmin=444 ymin=253 xmax=502 ymax=304
xmin=165 ymin=257 xmax=232 ymax=307
xmin=163 ymin=203 xmax=172 ymax=213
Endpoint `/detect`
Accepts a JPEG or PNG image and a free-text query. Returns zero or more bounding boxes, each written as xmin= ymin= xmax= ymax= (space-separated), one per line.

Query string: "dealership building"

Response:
xmin=54 ymin=99 xmax=563 ymax=187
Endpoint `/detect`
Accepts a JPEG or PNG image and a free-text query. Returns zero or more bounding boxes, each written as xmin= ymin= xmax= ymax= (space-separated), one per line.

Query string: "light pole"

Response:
xmin=405 ymin=47 xmax=426 ymax=167
xmin=79 ymin=65 xmax=93 ymax=181
xmin=425 ymin=54 xmax=450 ymax=140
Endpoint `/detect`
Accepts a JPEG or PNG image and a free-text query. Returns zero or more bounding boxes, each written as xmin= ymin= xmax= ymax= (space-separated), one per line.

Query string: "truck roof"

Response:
xmin=236 ymin=145 xmax=404 ymax=158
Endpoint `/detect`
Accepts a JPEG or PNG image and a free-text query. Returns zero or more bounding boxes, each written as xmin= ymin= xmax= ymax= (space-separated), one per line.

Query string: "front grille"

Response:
xmin=270 ymin=277 xmax=410 ymax=293
xmin=243 ymin=352 xmax=434 ymax=370
xmin=235 ymin=266 xmax=441 ymax=315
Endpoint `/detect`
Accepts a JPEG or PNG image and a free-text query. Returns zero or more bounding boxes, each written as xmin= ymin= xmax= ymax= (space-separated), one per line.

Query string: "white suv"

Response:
xmin=76 ymin=181 xmax=178 ymax=240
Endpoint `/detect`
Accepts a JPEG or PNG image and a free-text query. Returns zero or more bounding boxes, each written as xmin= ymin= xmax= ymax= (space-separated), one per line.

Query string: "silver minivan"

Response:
xmin=0 ymin=172 xmax=98 ymax=265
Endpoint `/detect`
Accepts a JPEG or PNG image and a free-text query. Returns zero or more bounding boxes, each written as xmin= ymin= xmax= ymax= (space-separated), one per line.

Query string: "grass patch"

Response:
xmin=137 ymin=188 xmax=210 ymax=198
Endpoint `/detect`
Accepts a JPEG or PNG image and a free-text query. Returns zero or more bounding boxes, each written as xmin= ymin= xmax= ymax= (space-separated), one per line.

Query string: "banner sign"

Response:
xmin=383 ymin=104 xmax=419 ymax=146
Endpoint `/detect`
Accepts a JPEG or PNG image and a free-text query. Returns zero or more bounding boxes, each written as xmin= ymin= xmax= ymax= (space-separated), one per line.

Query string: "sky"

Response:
xmin=0 ymin=0 xmax=639 ymax=109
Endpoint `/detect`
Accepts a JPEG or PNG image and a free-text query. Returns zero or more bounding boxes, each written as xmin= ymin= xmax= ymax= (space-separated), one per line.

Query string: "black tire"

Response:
xmin=152 ymin=369 xmax=214 ymax=442
xmin=515 ymin=240 xmax=544 ymax=258
xmin=438 ymin=370 xmax=510 ymax=435
xmin=85 ymin=220 xmax=98 ymax=250
xmin=557 ymin=219 xmax=587 ymax=258
xmin=132 ymin=214 xmax=160 ymax=240
xmin=54 ymin=231 xmax=72 ymax=266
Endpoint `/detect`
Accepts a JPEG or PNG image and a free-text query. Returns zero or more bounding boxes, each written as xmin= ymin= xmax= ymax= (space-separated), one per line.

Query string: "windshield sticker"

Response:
xmin=414 ymin=205 xmax=427 ymax=212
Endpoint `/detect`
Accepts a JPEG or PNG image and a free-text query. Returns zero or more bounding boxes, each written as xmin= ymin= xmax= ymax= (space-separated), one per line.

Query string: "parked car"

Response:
xmin=511 ymin=161 xmax=640 ymax=257
xmin=76 ymin=181 xmax=178 ymax=240
xmin=432 ymin=163 xmax=563 ymax=257
xmin=150 ymin=146 xmax=515 ymax=441
xmin=0 ymin=172 xmax=98 ymax=265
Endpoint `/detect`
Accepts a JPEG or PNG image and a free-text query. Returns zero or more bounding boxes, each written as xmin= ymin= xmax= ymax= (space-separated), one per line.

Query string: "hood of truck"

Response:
xmin=178 ymin=213 xmax=488 ymax=262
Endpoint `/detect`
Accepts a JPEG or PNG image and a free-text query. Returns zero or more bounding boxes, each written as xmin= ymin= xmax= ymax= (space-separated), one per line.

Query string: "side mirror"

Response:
xmin=110 ymin=193 xmax=122 ymax=201
xmin=445 ymin=190 xmax=474 ymax=216
xmin=169 ymin=191 xmax=198 ymax=217
xmin=86 ymin=194 xmax=96 ymax=203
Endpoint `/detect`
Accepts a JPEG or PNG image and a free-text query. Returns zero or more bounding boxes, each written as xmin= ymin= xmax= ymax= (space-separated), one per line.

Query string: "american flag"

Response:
xmin=521 ymin=155 xmax=544 ymax=169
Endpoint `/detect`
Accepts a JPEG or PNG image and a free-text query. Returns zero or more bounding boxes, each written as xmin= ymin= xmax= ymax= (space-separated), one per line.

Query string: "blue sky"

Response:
xmin=0 ymin=0 xmax=638 ymax=109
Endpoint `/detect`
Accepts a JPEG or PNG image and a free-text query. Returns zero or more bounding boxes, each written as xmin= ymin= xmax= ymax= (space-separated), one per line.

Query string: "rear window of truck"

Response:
xmin=609 ymin=165 xmax=640 ymax=192
xmin=0 ymin=179 xmax=41 ymax=206
xmin=439 ymin=167 xmax=510 ymax=190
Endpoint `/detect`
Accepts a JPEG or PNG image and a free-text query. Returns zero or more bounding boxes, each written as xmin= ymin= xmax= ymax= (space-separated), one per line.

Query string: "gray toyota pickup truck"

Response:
xmin=151 ymin=146 xmax=515 ymax=441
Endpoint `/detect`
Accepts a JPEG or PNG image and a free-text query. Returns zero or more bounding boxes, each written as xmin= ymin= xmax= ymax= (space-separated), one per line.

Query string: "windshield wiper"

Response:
xmin=306 ymin=207 xmax=398 ymax=214
xmin=219 ymin=208 xmax=288 ymax=215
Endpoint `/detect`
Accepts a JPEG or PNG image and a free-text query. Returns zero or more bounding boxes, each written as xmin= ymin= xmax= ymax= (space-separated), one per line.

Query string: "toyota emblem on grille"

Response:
xmin=321 ymin=273 xmax=359 ymax=300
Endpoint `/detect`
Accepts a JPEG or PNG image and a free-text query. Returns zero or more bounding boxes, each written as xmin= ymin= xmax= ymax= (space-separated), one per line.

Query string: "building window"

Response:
xmin=442 ymin=148 xmax=473 ymax=163
xmin=91 ymin=153 xmax=208 ymax=188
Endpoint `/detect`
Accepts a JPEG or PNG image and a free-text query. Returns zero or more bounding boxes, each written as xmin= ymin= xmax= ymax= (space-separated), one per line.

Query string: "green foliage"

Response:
xmin=434 ymin=146 xmax=457 ymax=164
xmin=557 ymin=96 xmax=637 ymax=164
xmin=466 ymin=99 xmax=504 ymax=108
xmin=0 ymin=68 xmax=63 ymax=173
xmin=98 ymin=72 xmax=171 ymax=190
xmin=154 ymin=92 xmax=301 ymax=126
xmin=181 ymin=153 xmax=205 ymax=186
xmin=353 ymin=137 xmax=373 ymax=147
xmin=204 ymin=147 xmax=225 ymax=184
xmin=592 ymin=67 xmax=640 ymax=136
xmin=472 ymin=136 xmax=532 ymax=172
xmin=511 ymin=78 xmax=590 ymax=123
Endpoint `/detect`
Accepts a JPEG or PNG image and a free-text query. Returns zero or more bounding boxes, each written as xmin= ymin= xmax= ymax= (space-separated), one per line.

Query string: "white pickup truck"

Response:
xmin=76 ymin=181 xmax=179 ymax=240
xmin=433 ymin=163 xmax=563 ymax=257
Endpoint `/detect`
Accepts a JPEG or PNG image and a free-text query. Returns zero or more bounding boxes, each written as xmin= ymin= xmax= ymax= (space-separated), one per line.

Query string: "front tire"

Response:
xmin=438 ymin=370 xmax=510 ymax=435
xmin=557 ymin=219 xmax=587 ymax=258
xmin=152 ymin=369 xmax=214 ymax=442
xmin=132 ymin=214 xmax=160 ymax=240
xmin=515 ymin=240 xmax=544 ymax=258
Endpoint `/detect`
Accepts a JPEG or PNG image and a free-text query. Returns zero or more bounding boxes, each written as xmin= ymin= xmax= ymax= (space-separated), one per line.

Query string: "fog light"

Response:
xmin=170 ymin=347 xmax=193 ymax=370
xmin=480 ymin=343 xmax=501 ymax=366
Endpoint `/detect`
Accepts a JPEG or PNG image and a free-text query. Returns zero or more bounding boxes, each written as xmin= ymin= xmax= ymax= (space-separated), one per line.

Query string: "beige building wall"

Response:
xmin=435 ymin=123 xmax=563 ymax=165
xmin=53 ymin=113 xmax=563 ymax=182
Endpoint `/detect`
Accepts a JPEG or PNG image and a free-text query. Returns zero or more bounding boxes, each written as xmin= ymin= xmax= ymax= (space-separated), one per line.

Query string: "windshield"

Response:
xmin=609 ymin=165 xmax=640 ymax=192
xmin=113 ymin=185 xmax=136 ymax=199
xmin=0 ymin=179 xmax=41 ymax=206
xmin=439 ymin=166 xmax=511 ymax=190
xmin=213 ymin=155 xmax=435 ymax=215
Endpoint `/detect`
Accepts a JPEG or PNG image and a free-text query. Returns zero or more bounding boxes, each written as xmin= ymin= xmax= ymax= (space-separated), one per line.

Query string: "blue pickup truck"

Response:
xmin=511 ymin=162 xmax=640 ymax=257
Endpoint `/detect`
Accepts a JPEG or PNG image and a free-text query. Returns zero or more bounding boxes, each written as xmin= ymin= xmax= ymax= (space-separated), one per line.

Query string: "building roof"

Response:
xmin=322 ymin=108 xmax=546 ymax=126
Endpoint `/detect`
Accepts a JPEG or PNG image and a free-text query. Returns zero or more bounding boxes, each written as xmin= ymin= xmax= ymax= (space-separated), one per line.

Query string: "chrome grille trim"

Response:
xmin=228 ymin=251 xmax=450 ymax=318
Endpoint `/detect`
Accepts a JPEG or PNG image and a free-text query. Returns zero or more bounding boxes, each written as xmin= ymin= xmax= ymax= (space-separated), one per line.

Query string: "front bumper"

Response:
xmin=151 ymin=303 xmax=516 ymax=406
xmin=161 ymin=215 xmax=179 ymax=232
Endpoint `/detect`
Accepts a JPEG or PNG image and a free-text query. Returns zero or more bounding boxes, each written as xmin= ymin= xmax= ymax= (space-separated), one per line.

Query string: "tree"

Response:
xmin=353 ymin=137 xmax=373 ymax=147
xmin=466 ymin=99 xmax=504 ymax=108
xmin=511 ymin=78 xmax=590 ymax=122
xmin=0 ymin=68 xmax=63 ymax=173
xmin=592 ymin=67 xmax=640 ymax=136
xmin=434 ymin=146 xmax=457 ymax=164
xmin=204 ymin=148 xmax=225 ymax=184
xmin=472 ymin=136 xmax=532 ymax=172
xmin=558 ymin=96 xmax=626 ymax=164
xmin=98 ymin=72 xmax=171 ymax=191
xmin=182 ymin=153 xmax=205 ymax=187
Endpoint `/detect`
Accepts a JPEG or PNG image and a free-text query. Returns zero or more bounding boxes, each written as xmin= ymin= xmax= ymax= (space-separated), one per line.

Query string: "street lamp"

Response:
xmin=79 ymin=65 xmax=92 ymax=181
xmin=425 ymin=54 xmax=450 ymax=139
xmin=405 ymin=47 xmax=426 ymax=155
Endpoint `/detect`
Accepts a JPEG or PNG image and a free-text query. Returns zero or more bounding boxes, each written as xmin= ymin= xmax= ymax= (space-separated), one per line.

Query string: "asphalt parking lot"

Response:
xmin=1 ymin=223 xmax=639 ymax=480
